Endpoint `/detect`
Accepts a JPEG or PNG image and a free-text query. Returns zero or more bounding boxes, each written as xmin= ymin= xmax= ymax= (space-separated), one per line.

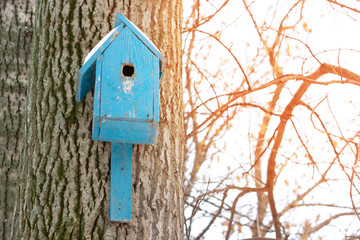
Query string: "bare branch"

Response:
xmin=183 ymin=0 xmax=230 ymax=31
xmin=225 ymin=191 xmax=248 ymax=240
xmin=189 ymin=28 xmax=251 ymax=90
xmin=327 ymin=0 xmax=360 ymax=14
xmin=350 ymin=144 xmax=360 ymax=221
xmin=304 ymin=212 xmax=356 ymax=236
xmin=195 ymin=190 xmax=228 ymax=240
xmin=186 ymin=64 xmax=360 ymax=139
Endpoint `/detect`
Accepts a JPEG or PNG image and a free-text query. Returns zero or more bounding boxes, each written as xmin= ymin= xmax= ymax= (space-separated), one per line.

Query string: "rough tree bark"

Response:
xmin=0 ymin=1 xmax=34 ymax=239
xmin=11 ymin=0 xmax=184 ymax=239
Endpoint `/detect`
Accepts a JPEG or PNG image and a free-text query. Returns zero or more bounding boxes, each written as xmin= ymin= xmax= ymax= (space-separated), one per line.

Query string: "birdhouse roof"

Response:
xmin=82 ymin=13 xmax=164 ymax=69
xmin=76 ymin=13 xmax=164 ymax=102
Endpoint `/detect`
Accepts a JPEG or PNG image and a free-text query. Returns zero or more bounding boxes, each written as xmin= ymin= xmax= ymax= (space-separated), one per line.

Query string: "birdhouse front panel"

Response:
xmin=100 ymin=27 xmax=155 ymax=121
xmin=91 ymin=27 xmax=160 ymax=144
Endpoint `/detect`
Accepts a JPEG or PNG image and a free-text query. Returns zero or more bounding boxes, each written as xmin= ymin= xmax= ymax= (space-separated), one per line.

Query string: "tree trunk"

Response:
xmin=0 ymin=1 xmax=34 ymax=239
xmin=11 ymin=1 xmax=184 ymax=239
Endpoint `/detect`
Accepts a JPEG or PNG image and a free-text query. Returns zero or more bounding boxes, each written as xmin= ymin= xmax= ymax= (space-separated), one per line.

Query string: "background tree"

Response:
xmin=183 ymin=0 xmax=360 ymax=239
xmin=0 ymin=1 xmax=34 ymax=239
xmin=6 ymin=0 xmax=184 ymax=239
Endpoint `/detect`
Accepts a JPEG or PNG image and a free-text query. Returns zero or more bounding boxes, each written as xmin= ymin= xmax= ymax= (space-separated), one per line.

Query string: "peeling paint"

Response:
xmin=122 ymin=78 xmax=134 ymax=93
xmin=110 ymin=30 xmax=119 ymax=43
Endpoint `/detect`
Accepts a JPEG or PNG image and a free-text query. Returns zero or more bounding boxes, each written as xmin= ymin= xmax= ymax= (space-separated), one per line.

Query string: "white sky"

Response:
xmin=183 ymin=0 xmax=360 ymax=239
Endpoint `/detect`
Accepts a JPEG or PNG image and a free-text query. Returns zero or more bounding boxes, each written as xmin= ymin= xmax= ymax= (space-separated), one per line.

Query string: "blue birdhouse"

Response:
xmin=77 ymin=13 xmax=164 ymax=144
xmin=76 ymin=13 xmax=164 ymax=222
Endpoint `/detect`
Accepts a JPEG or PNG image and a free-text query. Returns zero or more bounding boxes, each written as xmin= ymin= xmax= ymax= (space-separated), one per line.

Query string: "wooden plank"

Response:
xmin=99 ymin=119 xmax=153 ymax=143
xmin=76 ymin=60 xmax=96 ymax=101
xmin=150 ymin=56 xmax=160 ymax=144
xmin=92 ymin=57 xmax=103 ymax=140
xmin=110 ymin=143 xmax=133 ymax=222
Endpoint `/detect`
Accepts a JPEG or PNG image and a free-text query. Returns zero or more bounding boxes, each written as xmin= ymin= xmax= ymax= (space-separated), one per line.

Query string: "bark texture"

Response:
xmin=0 ymin=1 xmax=34 ymax=239
xmin=12 ymin=0 xmax=183 ymax=239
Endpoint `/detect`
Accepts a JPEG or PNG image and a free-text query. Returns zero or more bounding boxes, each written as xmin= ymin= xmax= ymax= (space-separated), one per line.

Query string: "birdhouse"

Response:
xmin=76 ymin=13 xmax=164 ymax=144
xmin=76 ymin=13 xmax=164 ymax=222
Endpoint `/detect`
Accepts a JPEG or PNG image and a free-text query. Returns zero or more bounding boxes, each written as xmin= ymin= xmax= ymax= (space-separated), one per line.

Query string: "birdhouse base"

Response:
xmin=93 ymin=117 xmax=158 ymax=144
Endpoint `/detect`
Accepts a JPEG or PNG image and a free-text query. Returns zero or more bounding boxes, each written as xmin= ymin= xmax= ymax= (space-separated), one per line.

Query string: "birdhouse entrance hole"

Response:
xmin=122 ymin=64 xmax=134 ymax=77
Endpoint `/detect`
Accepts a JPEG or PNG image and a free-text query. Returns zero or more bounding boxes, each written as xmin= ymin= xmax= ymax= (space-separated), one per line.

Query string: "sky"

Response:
xmin=183 ymin=0 xmax=360 ymax=239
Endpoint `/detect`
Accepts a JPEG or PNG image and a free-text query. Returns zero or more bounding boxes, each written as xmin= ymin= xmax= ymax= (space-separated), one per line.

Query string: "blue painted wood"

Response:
xmin=76 ymin=24 xmax=124 ymax=101
xmin=92 ymin=57 xmax=103 ymax=140
xmin=110 ymin=143 xmax=133 ymax=222
xmin=114 ymin=13 xmax=164 ymax=79
xmin=114 ymin=13 xmax=165 ymax=62
xmin=98 ymin=119 xmax=155 ymax=144
xmin=150 ymin=57 xmax=160 ymax=144
xmin=76 ymin=14 xmax=165 ymax=222
xmin=76 ymin=61 xmax=96 ymax=101
xmin=100 ymin=27 xmax=154 ymax=121
xmin=92 ymin=26 xmax=160 ymax=144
